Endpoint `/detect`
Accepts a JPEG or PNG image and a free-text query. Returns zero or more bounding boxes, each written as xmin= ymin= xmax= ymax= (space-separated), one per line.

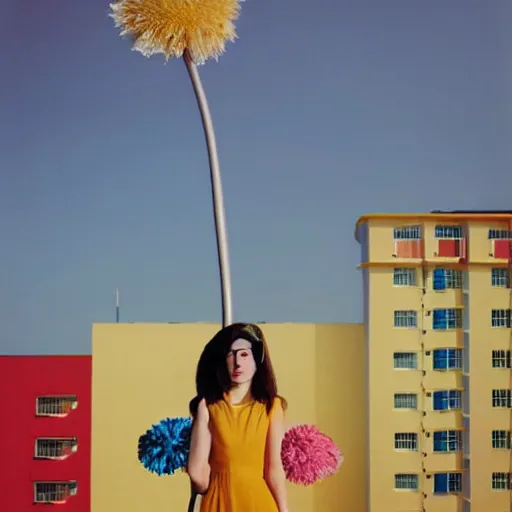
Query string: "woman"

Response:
xmin=187 ymin=323 xmax=289 ymax=512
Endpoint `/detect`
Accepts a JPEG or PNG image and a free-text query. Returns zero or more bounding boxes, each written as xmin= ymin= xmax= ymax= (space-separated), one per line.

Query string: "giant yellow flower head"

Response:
xmin=110 ymin=0 xmax=242 ymax=64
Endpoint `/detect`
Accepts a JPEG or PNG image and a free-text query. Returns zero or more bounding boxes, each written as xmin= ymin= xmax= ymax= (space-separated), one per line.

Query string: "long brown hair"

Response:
xmin=189 ymin=323 xmax=286 ymax=416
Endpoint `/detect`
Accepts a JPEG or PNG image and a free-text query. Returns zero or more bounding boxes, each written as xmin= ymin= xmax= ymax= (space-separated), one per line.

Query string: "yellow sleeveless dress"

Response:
xmin=200 ymin=396 xmax=280 ymax=512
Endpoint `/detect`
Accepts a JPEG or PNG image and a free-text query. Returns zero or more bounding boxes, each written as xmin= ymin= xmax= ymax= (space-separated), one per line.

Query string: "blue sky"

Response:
xmin=1 ymin=0 xmax=510 ymax=354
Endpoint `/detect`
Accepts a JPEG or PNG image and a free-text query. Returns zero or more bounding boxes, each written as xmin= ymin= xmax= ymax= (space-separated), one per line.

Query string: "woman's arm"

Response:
xmin=187 ymin=398 xmax=212 ymax=494
xmin=264 ymin=399 xmax=289 ymax=512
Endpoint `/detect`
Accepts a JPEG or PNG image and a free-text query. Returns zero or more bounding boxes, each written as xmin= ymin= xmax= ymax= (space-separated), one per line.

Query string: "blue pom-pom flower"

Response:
xmin=138 ymin=417 xmax=192 ymax=476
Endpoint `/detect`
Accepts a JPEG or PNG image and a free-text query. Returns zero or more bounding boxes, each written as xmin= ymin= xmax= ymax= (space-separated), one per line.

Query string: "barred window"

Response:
xmin=393 ymin=352 xmax=418 ymax=369
xmin=35 ymin=438 xmax=78 ymax=459
xmin=492 ymin=350 xmax=511 ymax=368
xmin=489 ymin=229 xmax=512 ymax=240
xmin=492 ymin=430 xmax=511 ymax=449
xmin=492 ymin=472 xmax=511 ymax=490
xmin=491 ymin=309 xmax=512 ymax=328
xmin=394 ymin=310 xmax=417 ymax=328
xmin=393 ymin=268 xmax=417 ymax=286
xmin=435 ymin=225 xmax=463 ymax=238
xmin=393 ymin=226 xmax=421 ymax=240
xmin=36 ymin=396 xmax=78 ymax=417
xmin=492 ymin=389 xmax=512 ymax=408
xmin=394 ymin=393 xmax=418 ymax=409
xmin=34 ymin=482 xmax=78 ymax=503
xmin=395 ymin=474 xmax=418 ymax=490
xmin=394 ymin=433 xmax=418 ymax=451
xmin=491 ymin=268 xmax=510 ymax=287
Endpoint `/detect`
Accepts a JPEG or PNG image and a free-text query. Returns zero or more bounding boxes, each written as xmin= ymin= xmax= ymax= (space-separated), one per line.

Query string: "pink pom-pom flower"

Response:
xmin=281 ymin=424 xmax=343 ymax=486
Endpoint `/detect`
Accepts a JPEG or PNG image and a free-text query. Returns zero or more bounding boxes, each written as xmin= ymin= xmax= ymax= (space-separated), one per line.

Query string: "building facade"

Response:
xmin=0 ymin=356 xmax=92 ymax=511
xmin=356 ymin=211 xmax=512 ymax=512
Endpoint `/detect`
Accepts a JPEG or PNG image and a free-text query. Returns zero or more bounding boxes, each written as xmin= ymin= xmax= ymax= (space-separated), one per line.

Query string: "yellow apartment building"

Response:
xmin=90 ymin=322 xmax=366 ymax=512
xmin=356 ymin=210 xmax=512 ymax=512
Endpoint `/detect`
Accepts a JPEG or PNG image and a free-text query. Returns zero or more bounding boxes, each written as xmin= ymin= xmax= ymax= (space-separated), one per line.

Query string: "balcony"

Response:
xmin=419 ymin=493 xmax=460 ymax=512
xmin=423 ymin=370 xmax=463 ymax=391
xmin=423 ymin=451 xmax=463 ymax=473
xmin=422 ymin=407 xmax=463 ymax=431
xmin=424 ymin=288 xmax=463 ymax=310
xmin=422 ymin=329 xmax=463 ymax=351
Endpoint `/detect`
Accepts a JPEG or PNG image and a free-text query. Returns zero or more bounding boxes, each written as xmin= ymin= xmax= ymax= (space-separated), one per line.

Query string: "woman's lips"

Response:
xmin=232 ymin=371 xmax=242 ymax=377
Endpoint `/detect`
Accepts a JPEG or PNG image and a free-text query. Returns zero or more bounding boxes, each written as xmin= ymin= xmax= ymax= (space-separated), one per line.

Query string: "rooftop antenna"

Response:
xmin=115 ymin=288 xmax=120 ymax=323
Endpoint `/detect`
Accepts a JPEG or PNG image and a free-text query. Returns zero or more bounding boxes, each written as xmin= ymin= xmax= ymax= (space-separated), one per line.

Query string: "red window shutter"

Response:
xmin=438 ymin=239 xmax=458 ymax=257
xmin=396 ymin=240 xmax=423 ymax=258
xmin=494 ymin=240 xmax=512 ymax=259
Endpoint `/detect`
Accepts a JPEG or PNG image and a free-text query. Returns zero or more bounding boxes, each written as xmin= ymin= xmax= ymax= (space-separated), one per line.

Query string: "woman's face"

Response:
xmin=226 ymin=338 xmax=257 ymax=386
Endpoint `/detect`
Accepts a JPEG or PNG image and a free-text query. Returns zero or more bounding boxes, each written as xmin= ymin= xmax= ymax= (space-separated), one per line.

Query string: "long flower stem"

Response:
xmin=183 ymin=50 xmax=233 ymax=330
xmin=183 ymin=49 xmax=233 ymax=512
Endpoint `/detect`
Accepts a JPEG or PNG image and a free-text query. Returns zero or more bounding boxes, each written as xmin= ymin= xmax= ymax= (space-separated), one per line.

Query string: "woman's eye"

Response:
xmin=240 ymin=351 xmax=249 ymax=357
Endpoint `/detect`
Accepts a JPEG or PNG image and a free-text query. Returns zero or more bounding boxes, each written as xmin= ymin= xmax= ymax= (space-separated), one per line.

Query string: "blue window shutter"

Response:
xmin=434 ymin=473 xmax=448 ymax=493
xmin=433 ymin=350 xmax=447 ymax=370
xmin=433 ymin=391 xmax=446 ymax=410
xmin=433 ymin=269 xmax=446 ymax=290
xmin=433 ymin=309 xmax=447 ymax=329
xmin=434 ymin=431 xmax=447 ymax=452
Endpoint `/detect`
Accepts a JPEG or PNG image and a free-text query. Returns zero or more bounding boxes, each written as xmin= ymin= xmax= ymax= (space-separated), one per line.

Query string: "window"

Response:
xmin=433 ymin=430 xmax=461 ymax=452
xmin=433 ymin=390 xmax=461 ymax=411
xmin=393 ymin=352 xmax=418 ymax=369
xmin=432 ymin=268 xmax=462 ymax=290
xmin=394 ymin=433 xmax=418 ymax=451
xmin=394 ymin=310 xmax=417 ymax=328
xmin=394 ymin=226 xmax=421 ymax=240
xmin=489 ymin=229 xmax=512 ymax=240
xmin=394 ymin=474 xmax=418 ymax=490
xmin=489 ymin=230 xmax=512 ymax=259
xmin=433 ymin=349 xmax=462 ymax=370
xmin=36 ymin=396 xmax=78 ymax=417
xmin=435 ymin=226 xmax=465 ymax=258
xmin=35 ymin=438 xmax=78 ymax=459
xmin=492 ymin=389 xmax=512 ymax=408
xmin=432 ymin=308 xmax=462 ymax=329
xmin=492 ymin=350 xmax=511 ymax=368
xmin=492 ymin=430 xmax=511 ymax=449
xmin=491 ymin=309 xmax=512 ymax=328
xmin=434 ymin=473 xmax=462 ymax=494
xmin=393 ymin=226 xmax=423 ymax=258
xmin=435 ymin=225 xmax=463 ymax=239
xmin=492 ymin=472 xmax=511 ymax=490
xmin=394 ymin=393 xmax=418 ymax=409
xmin=492 ymin=268 xmax=510 ymax=287
xmin=34 ymin=482 xmax=78 ymax=503
xmin=393 ymin=268 xmax=417 ymax=286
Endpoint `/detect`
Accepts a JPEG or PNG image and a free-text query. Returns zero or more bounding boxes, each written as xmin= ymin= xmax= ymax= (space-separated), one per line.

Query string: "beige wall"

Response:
xmin=91 ymin=323 xmax=366 ymax=512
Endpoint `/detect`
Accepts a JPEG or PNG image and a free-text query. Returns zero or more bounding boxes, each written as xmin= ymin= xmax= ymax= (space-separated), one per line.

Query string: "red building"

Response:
xmin=0 ymin=356 xmax=91 ymax=511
